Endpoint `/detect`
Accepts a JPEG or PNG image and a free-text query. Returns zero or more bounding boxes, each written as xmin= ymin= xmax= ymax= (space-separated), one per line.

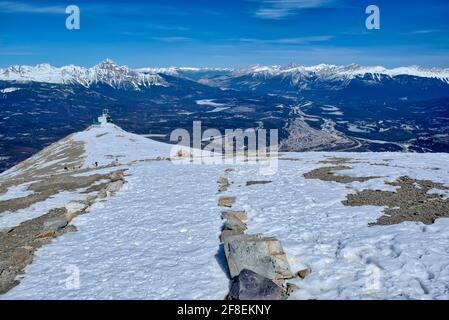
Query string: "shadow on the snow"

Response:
xmin=215 ymin=243 xmax=231 ymax=281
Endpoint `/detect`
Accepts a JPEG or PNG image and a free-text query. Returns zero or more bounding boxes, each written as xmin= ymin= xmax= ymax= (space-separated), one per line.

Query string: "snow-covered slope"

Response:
xmin=2 ymin=124 xmax=449 ymax=299
xmin=0 ymin=59 xmax=168 ymax=90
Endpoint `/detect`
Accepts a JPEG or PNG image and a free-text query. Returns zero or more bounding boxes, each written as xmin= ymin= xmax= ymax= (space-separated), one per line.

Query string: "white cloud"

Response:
xmin=230 ymin=35 xmax=334 ymax=44
xmin=271 ymin=35 xmax=334 ymax=43
xmin=0 ymin=1 xmax=65 ymax=14
xmin=253 ymin=0 xmax=337 ymax=19
xmin=151 ymin=37 xmax=192 ymax=43
xmin=408 ymin=29 xmax=440 ymax=35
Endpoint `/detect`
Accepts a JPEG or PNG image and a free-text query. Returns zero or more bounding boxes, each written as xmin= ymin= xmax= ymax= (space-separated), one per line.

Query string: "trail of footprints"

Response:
xmin=216 ymin=169 xmax=310 ymax=300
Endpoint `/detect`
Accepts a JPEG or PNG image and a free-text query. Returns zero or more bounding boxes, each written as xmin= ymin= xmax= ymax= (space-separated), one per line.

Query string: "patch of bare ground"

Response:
xmin=218 ymin=196 xmax=236 ymax=208
xmin=0 ymin=207 xmax=75 ymax=294
xmin=218 ymin=176 xmax=230 ymax=193
xmin=304 ymin=165 xmax=379 ymax=183
xmin=96 ymin=133 xmax=109 ymax=138
xmin=0 ymin=127 xmax=134 ymax=294
xmin=0 ymin=129 xmax=126 ymax=216
xmin=246 ymin=180 xmax=272 ymax=186
xmin=317 ymin=157 xmax=355 ymax=165
xmin=342 ymin=176 xmax=449 ymax=226
xmin=82 ymin=181 xmax=111 ymax=194
xmin=369 ymin=162 xmax=391 ymax=166
xmin=0 ymin=169 xmax=127 ymax=294
xmin=0 ymin=173 xmax=109 ymax=214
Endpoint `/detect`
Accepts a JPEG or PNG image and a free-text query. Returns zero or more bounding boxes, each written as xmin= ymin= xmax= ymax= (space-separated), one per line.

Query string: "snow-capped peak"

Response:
xmin=0 ymin=59 xmax=168 ymax=89
xmin=235 ymin=63 xmax=449 ymax=83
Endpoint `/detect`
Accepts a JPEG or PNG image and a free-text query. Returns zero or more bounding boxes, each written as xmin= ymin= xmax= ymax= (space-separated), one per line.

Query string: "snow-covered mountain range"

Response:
xmin=233 ymin=63 xmax=449 ymax=83
xmin=1 ymin=59 xmax=449 ymax=173
xmin=0 ymin=59 xmax=168 ymax=89
xmin=1 ymin=59 xmax=449 ymax=89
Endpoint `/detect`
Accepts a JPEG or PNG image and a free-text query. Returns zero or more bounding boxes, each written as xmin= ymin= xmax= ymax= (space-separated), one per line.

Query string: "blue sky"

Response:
xmin=0 ymin=0 xmax=448 ymax=68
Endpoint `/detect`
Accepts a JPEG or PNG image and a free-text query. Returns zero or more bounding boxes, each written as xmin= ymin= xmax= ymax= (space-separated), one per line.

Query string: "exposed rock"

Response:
xmin=228 ymin=269 xmax=287 ymax=300
xmin=86 ymin=195 xmax=97 ymax=205
xmin=318 ymin=157 xmax=354 ymax=165
xmin=97 ymin=189 xmax=107 ymax=199
xmin=218 ymin=176 xmax=230 ymax=193
xmin=304 ymin=165 xmax=378 ymax=184
xmin=221 ymin=210 xmax=248 ymax=221
xmin=220 ymin=229 xmax=243 ymax=243
xmin=343 ymin=176 xmax=449 ymax=225
xmin=0 ymin=172 xmax=109 ymax=215
xmin=279 ymin=157 xmax=301 ymax=161
xmin=246 ymin=180 xmax=272 ymax=186
xmin=224 ymin=216 xmax=247 ymax=233
xmin=0 ymin=163 xmax=121 ymax=295
xmin=10 ymin=247 xmax=34 ymax=268
xmin=175 ymin=150 xmax=191 ymax=158
xmin=65 ymin=211 xmax=78 ymax=223
xmin=0 ymin=227 xmax=15 ymax=234
xmin=224 ymin=234 xmax=293 ymax=280
xmin=42 ymin=217 xmax=68 ymax=232
xmin=65 ymin=201 xmax=88 ymax=214
xmin=218 ymin=196 xmax=236 ymax=208
xmin=156 ymin=156 xmax=171 ymax=161
xmin=106 ymin=180 xmax=124 ymax=195
xmin=0 ymin=269 xmax=19 ymax=294
xmin=64 ymin=225 xmax=78 ymax=233
xmin=0 ymin=208 xmax=69 ymax=293
xmin=110 ymin=170 xmax=125 ymax=182
xmin=297 ymin=267 xmax=312 ymax=279
xmin=34 ymin=230 xmax=57 ymax=239
xmin=286 ymin=283 xmax=299 ymax=295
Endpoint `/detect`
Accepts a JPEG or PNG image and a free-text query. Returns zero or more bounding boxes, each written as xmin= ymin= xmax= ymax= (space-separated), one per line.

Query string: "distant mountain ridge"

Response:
xmin=232 ymin=63 xmax=449 ymax=83
xmin=1 ymin=59 xmax=449 ymax=173
xmin=2 ymin=59 xmax=449 ymax=90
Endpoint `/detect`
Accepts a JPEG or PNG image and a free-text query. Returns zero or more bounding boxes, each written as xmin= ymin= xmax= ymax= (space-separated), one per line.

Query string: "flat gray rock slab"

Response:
xmin=229 ymin=269 xmax=287 ymax=300
xmin=42 ymin=217 xmax=68 ymax=232
xmin=223 ymin=216 xmax=247 ymax=233
xmin=224 ymin=234 xmax=293 ymax=280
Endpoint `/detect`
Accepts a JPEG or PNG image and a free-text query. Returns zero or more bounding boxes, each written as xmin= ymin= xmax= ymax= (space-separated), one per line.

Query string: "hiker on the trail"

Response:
xmin=95 ymin=162 xmax=98 ymax=167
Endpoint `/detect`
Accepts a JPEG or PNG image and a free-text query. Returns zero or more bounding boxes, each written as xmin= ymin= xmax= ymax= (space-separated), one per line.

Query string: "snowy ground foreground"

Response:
xmin=226 ymin=154 xmax=449 ymax=299
xmin=2 ymin=123 xmax=449 ymax=299
xmin=4 ymin=162 xmax=230 ymax=299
